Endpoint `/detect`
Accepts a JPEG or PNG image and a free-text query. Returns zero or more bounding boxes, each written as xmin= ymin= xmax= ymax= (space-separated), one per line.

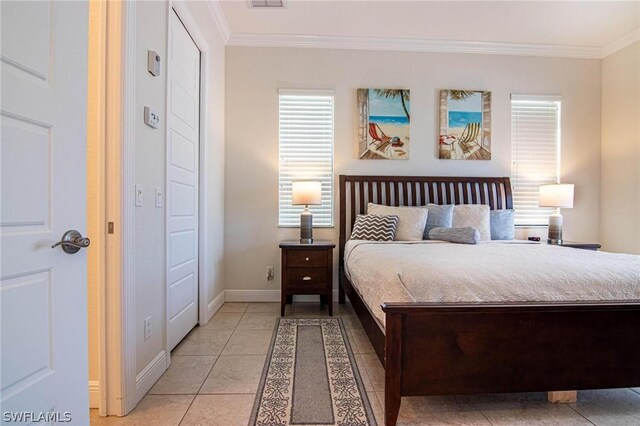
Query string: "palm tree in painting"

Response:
xmin=448 ymin=90 xmax=475 ymax=101
xmin=372 ymin=89 xmax=410 ymax=122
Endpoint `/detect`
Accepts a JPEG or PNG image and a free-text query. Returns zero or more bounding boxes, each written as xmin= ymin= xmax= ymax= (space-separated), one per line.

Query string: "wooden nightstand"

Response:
xmin=552 ymin=241 xmax=602 ymax=251
xmin=279 ymin=241 xmax=336 ymax=317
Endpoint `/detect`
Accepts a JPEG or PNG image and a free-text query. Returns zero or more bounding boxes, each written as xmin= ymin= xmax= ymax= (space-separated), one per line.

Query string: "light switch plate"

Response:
xmin=155 ymin=188 xmax=163 ymax=207
xmin=144 ymin=106 xmax=160 ymax=129
xmin=148 ymin=50 xmax=161 ymax=76
xmin=135 ymin=184 xmax=143 ymax=207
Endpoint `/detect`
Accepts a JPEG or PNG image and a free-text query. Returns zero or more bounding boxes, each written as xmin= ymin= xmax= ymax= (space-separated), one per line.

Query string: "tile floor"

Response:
xmin=91 ymin=302 xmax=640 ymax=425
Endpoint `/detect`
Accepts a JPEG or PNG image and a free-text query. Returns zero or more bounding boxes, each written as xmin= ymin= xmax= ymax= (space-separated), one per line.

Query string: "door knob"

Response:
xmin=51 ymin=230 xmax=91 ymax=254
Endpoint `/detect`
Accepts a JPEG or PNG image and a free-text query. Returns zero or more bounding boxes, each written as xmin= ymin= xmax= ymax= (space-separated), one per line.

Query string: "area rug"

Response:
xmin=249 ymin=318 xmax=377 ymax=426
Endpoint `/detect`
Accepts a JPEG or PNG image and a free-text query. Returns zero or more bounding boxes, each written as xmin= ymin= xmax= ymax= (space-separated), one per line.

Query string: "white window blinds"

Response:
xmin=278 ymin=90 xmax=334 ymax=227
xmin=511 ymin=95 xmax=561 ymax=226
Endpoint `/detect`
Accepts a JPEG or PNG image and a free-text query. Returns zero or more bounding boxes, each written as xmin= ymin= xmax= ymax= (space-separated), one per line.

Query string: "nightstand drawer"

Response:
xmin=287 ymin=250 xmax=327 ymax=268
xmin=286 ymin=267 xmax=328 ymax=291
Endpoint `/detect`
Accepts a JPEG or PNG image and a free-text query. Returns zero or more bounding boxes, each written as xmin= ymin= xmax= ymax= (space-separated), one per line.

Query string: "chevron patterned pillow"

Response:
xmin=350 ymin=214 xmax=399 ymax=241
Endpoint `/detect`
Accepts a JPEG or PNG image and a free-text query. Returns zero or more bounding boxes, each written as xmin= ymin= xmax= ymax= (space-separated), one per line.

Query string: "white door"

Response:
xmin=1 ymin=1 xmax=89 ymax=424
xmin=167 ymin=10 xmax=200 ymax=351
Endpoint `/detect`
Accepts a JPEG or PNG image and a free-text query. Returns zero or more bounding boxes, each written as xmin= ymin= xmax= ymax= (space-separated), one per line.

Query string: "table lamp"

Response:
xmin=292 ymin=181 xmax=322 ymax=244
xmin=539 ymin=183 xmax=574 ymax=244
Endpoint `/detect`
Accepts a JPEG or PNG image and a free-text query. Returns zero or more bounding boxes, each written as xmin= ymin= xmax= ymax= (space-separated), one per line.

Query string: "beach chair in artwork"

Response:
xmin=458 ymin=122 xmax=481 ymax=145
xmin=368 ymin=122 xmax=404 ymax=151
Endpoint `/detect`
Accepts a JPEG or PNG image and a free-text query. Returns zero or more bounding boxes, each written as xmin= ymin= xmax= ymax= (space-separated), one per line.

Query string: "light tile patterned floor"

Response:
xmin=91 ymin=302 xmax=640 ymax=425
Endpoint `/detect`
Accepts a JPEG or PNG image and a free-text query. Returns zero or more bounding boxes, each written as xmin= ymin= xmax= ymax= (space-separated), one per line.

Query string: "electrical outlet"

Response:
xmin=267 ymin=266 xmax=274 ymax=281
xmin=144 ymin=316 xmax=152 ymax=341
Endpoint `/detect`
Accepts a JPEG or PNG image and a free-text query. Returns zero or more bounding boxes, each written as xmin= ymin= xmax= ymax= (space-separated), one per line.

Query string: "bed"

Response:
xmin=337 ymin=175 xmax=640 ymax=426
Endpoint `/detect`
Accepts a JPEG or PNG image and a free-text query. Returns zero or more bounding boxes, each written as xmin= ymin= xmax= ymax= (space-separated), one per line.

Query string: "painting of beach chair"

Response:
xmin=458 ymin=122 xmax=481 ymax=145
xmin=368 ymin=122 xmax=404 ymax=150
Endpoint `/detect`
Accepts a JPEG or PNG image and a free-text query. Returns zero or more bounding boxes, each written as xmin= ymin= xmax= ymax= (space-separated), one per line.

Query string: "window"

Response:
xmin=278 ymin=90 xmax=334 ymax=227
xmin=511 ymin=95 xmax=561 ymax=226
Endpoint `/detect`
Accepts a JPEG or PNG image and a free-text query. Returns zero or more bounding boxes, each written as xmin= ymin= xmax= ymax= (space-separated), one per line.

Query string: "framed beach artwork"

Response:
xmin=438 ymin=90 xmax=491 ymax=160
xmin=358 ymin=88 xmax=410 ymax=160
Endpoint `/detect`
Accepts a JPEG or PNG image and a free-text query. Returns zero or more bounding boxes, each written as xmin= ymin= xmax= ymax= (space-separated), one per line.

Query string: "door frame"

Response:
xmin=164 ymin=1 xmax=211 ymax=367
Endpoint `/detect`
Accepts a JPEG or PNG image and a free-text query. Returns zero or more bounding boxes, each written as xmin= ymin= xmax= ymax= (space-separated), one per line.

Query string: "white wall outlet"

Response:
xmin=135 ymin=184 xmax=143 ymax=207
xmin=144 ymin=316 xmax=152 ymax=341
xmin=144 ymin=106 xmax=160 ymax=129
xmin=155 ymin=187 xmax=163 ymax=207
xmin=267 ymin=266 xmax=275 ymax=281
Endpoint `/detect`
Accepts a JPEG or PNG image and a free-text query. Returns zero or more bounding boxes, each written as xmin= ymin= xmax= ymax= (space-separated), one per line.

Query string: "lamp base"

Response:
xmin=300 ymin=207 xmax=313 ymax=245
xmin=548 ymin=211 xmax=563 ymax=245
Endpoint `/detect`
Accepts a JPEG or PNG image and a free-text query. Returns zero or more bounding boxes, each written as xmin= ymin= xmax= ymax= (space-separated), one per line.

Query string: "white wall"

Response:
xmin=600 ymin=42 xmax=640 ymax=254
xmin=224 ymin=47 xmax=602 ymax=293
xmin=132 ymin=0 xmax=226 ymax=379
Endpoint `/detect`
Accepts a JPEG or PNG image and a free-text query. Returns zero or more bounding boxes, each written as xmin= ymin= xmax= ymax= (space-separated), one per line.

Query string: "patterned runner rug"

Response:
xmin=249 ymin=318 xmax=377 ymax=426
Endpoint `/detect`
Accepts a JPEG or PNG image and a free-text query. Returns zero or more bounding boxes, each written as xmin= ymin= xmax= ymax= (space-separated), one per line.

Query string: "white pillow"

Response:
xmin=452 ymin=204 xmax=491 ymax=241
xmin=367 ymin=203 xmax=428 ymax=241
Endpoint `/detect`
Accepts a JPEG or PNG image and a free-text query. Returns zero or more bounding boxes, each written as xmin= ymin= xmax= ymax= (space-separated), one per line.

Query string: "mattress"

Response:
xmin=343 ymin=240 xmax=640 ymax=330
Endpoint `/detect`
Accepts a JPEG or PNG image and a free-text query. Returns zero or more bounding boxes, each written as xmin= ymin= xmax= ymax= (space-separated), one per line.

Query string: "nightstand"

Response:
xmin=551 ymin=241 xmax=602 ymax=251
xmin=279 ymin=240 xmax=336 ymax=317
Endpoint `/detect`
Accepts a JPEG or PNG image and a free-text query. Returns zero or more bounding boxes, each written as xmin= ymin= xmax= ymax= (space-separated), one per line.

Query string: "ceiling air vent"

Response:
xmin=249 ymin=0 xmax=286 ymax=8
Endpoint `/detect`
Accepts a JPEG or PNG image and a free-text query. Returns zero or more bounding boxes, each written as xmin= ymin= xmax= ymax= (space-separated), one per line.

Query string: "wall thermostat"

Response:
xmin=144 ymin=106 xmax=160 ymax=129
xmin=147 ymin=50 xmax=161 ymax=76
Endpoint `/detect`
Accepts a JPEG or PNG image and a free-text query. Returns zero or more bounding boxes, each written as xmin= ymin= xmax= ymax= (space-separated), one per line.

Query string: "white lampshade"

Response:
xmin=539 ymin=184 xmax=575 ymax=208
xmin=292 ymin=181 xmax=322 ymax=206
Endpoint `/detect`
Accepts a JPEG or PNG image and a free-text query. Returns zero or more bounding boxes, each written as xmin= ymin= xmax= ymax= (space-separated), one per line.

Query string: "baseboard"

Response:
xmin=88 ymin=380 xmax=100 ymax=408
xmin=225 ymin=289 xmax=280 ymax=302
xmin=135 ymin=350 xmax=166 ymax=402
xmin=224 ymin=289 xmax=341 ymax=303
xmin=206 ymin=291 xmax=225 ymax=322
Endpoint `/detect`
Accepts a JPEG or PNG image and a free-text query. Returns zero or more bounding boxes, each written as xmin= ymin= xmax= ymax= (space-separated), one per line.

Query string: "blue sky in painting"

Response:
xmin=448 ymin=91 xmax=481 ymax=112
xmin=368 ymin=90 xmax=409 ymax=117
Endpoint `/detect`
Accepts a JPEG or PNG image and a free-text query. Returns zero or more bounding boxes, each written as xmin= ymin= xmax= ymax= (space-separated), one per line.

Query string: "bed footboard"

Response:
xmin=382 ymin=302 xmax=640 ymax=426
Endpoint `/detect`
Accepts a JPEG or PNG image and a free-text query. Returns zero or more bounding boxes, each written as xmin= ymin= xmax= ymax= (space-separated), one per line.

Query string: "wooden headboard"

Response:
xmin=338 ymin=175 xmax=513 ymax=266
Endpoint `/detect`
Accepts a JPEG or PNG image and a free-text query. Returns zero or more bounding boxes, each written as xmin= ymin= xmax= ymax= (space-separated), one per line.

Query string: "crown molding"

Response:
xmin=601 ymin=28 xmax=640 ymax=58
xmin=227 ymin=33 xmax=603 ymax=59
xmin=206 ymin=0 xmax=231 ymax=43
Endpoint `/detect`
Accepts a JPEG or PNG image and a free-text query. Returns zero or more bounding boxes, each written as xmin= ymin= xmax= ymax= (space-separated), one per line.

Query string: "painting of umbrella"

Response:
xmin=439 ymin=90 xmax=491 ymax=160
xmin=358 ymin=89 xmax=410 ymax=160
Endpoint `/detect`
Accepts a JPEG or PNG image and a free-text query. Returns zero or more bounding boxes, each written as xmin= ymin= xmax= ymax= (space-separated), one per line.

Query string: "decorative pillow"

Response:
xmin=452 ymin=204 xmax=491 ymax=241
xmin=429 ymin=227 xmax=480 ymax=244
xmin=350 ymin=214 xmax=399 ymax=241
xmin=422 ymin=204 xmax=454 ymax=239
xmin=367 ymin=203 xmax=428 ymax=241
xmin=490 ymin=209 xmax=515 ymax=240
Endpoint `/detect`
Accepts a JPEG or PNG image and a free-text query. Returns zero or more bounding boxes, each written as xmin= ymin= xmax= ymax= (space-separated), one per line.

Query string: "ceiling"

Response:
xmin=218 ymin=1 xmax=639 ymax=50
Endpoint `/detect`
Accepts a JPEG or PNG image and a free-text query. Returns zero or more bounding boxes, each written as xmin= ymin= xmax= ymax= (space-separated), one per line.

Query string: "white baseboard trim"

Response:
xmin=225 ymin=289 xmax=280 ymax=302
xmin=206 ymin=291 xmax=226 ymax=322
xmin=88 ymin=380 xmax=100 ymax=409
xmin=224 ymin=289 xmax=341 ymax=303
xmin=135 ymin=350 xmax=166 ymax=402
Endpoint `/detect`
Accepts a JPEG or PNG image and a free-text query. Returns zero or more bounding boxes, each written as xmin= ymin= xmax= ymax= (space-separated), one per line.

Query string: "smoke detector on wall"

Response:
xmin=248 ymin=0 xmax=286 ymax=8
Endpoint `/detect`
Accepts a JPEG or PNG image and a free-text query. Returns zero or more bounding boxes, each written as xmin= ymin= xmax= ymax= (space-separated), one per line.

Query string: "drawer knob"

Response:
xmin=305 ymin=257 xmax=309 ymax=261
xmin=302 ymin=276 xmax=311 ymax=281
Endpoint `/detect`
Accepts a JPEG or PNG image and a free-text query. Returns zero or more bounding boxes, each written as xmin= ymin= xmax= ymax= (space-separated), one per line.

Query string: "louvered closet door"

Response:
xmin=167 ymin=10 xmax=200 ymax=351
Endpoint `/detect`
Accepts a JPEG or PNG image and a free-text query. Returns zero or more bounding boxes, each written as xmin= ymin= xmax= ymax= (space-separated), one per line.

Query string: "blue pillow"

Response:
xmin=490 ymin=209 xmax=515 ymax=240
xmin=429 ymin=226 xmax=480 ymax=244
xmin=423 ymin=204 xmax=454 ymax=239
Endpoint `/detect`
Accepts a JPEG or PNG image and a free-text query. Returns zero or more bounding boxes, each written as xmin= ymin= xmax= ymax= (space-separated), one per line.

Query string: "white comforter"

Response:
xmin=344 ymin=240 xmax=640 ymax=329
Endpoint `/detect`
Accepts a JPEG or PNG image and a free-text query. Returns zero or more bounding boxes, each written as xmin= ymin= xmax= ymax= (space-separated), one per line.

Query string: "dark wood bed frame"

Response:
xmin=337 ymin=175 xmax=640 ymax=426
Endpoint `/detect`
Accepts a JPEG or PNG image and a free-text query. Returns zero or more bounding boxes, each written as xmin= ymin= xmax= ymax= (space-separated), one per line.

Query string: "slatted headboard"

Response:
xmin=338 ymin=175 xmax=513 ymax=267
